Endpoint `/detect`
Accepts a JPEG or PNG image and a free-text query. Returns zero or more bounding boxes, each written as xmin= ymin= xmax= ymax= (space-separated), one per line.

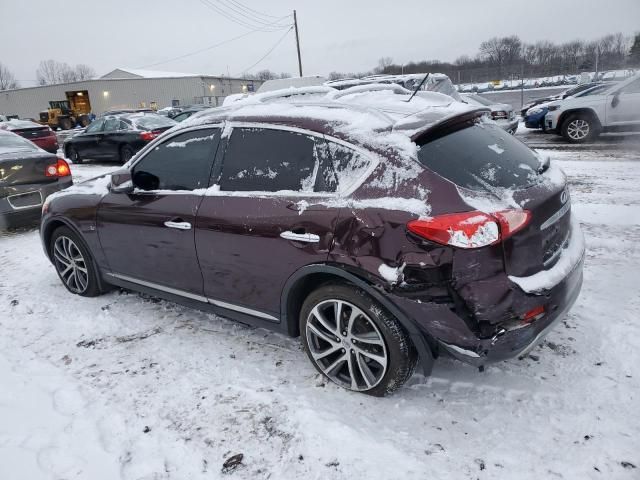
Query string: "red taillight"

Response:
xmin=407 ymin=209 xmax=531 ymax=249
xmin=522 ymin=305 xmax=545 ymax=323
xmin=45 ymin=158 xmax=71 ymax=177
xmin=140 ymin=131 xmax=157 ymax=141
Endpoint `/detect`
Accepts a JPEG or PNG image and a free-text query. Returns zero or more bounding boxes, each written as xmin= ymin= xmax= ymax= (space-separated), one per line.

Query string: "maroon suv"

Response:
xmin=40 ymin=99 xmax=584 ymax=396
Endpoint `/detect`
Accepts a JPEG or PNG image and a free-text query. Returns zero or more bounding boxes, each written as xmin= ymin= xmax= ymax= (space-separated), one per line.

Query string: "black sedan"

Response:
xmin=64 ymin=113 xmax=176 ymax=164
xmin=171 ymin=105 xmax=210 ymax=122
xmin=0 ymin=130 xmax=72 ymax=228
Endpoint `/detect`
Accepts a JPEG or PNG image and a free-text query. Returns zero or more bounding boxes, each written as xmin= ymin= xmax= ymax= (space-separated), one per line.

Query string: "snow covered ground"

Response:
xmin=1 ymin=152 xmax=639 ymax=479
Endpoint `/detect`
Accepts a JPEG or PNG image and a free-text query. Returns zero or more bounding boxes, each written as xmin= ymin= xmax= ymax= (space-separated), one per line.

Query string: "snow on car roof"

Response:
xmin=182 ymin=84 xmax=478 ymax=155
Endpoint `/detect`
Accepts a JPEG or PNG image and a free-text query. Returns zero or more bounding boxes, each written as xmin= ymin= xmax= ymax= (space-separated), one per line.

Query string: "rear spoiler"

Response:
xmin=396 ymin=107 xmax=490 ymax=144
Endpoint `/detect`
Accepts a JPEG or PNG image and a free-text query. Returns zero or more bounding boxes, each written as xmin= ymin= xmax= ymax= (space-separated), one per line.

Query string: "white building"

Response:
xmin=0 ymin=68 xmax=261 ymax=119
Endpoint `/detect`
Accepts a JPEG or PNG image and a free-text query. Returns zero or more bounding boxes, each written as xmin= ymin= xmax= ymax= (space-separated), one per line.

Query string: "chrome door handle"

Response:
xmin=280 ymin=231 xmax=320 ymax=243
xmin=164 ymin=220 xmax=192 ymax=230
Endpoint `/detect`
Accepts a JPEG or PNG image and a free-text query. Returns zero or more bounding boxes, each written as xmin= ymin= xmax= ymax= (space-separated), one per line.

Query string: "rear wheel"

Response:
xmin=562 ymin=113 xmax=598 ymax=143
xmin=300 ymin=283 xmax=417 ymax=396
xmin=78 ymin=115 xmax=91 ymax=127
xmin=50 ymin=226 xmax=103 ymax=297
xmin=119 ymin=145 xmax=135 ymax=164
xmin=66 ymin=146 xmax=82 ymax=164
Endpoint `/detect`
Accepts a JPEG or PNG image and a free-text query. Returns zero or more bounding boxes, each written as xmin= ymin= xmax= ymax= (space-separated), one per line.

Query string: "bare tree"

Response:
xmin=0 ymin=62 xmax=18 ymax=90
xmin=630 ymin=33 xmax=640 ymax=66
xmin=375 ymin=56 xmax=393 ymax=74
xmin=75 ymin=64 xmax=95 ymax=81
xmin=36 ymin=59 xmax=96 ymax=85
xmin=256 ymin=69 xmax=277 ymax=80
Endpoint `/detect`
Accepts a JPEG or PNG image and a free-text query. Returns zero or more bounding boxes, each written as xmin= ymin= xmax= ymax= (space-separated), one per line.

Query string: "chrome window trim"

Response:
xmin=107 ymin=272 xmax=278 ymax=322
xmin=124 ymin=123 xmax=225 ymax=171
xmin=214 ymin=121 xmax=380 ymax=198
xmin=7 ymin=190 xmax=43 ymax=210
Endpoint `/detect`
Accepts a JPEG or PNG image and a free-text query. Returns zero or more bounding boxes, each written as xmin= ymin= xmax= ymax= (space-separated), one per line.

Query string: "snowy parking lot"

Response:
xmin=1 ymin=148 xmax=639 ymax=479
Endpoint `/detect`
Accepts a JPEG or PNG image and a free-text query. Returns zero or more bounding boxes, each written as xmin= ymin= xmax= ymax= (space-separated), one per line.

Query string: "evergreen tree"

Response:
xmin=629 ymin=33 xmax=640 ymax=66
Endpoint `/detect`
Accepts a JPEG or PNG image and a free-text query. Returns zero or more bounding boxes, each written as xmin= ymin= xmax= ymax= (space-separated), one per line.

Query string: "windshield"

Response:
xmin=575 ymin=84 xmax=614 ymax=97
xmin=129 ymin=114 xmax=176 ymax=130
xmin=416 ymin=121 xmax=542 ymax=191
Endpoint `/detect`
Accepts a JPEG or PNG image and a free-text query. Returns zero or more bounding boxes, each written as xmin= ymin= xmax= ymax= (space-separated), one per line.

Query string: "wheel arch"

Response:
xmin=558 ymin=108 xmax=602 ymax=132
xmin=42 ymin=217 xmax=109 ymax=292
xmin=281 ymin=263 xmax=435 ymax=375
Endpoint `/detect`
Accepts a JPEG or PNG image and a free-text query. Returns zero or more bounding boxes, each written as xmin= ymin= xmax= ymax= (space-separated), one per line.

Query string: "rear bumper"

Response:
xmin=392 ymin=220 xmax=585 ymax=366
xmin=32 ymin=136 xmax=59 ymax=153
xmin=0 ymin=178 xmax=72 ymax=228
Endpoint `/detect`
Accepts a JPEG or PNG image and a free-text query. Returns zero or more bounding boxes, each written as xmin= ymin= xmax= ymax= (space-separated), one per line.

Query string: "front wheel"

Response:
xmin=50 ymin=226 xmax=104 ymax=297
xmin=66 ymin=146 xmax=82 ymax=164
xmin=300 ymin=283 xmax=417 ymax=396
xmin=561 ymin=114 xmax=598 ymax=143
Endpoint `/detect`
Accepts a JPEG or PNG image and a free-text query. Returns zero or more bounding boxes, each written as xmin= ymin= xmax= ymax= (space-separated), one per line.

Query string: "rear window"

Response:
xmin=0 ymin=133 xmax=39 ymax=152
xmin=416 ymin=122 xmax=541 ymax=191
xmin=130 ymin=115 xmax=176 ymax=130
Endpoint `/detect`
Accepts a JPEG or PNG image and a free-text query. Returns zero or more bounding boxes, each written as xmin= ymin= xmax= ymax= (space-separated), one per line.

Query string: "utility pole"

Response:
xmin=293 ymin=10 xmax=303 ymax=77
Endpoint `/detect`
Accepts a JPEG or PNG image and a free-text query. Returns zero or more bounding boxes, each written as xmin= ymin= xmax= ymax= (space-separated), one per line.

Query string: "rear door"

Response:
xmin=195 ymin=125 xmax=341 ymax=320
xmin=97 ymin=126 xmax=221 ymax=295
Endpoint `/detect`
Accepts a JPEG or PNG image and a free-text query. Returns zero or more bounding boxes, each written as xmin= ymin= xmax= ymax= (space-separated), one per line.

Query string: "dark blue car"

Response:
xmin=524 ymin=104 xmax=549 ymax=130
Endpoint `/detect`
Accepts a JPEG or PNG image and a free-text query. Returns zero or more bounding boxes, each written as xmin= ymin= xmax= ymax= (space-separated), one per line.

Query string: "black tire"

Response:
xmin=300 ymin=283 xmax=417 ymax=396
xmin=66 ymin=146 xmax=83 ymax=164
xmin=59 ymin=117 xmax=72 ymax=131
xmin=49 ymin=226 xmax=104 ymax=297
xmin=78 ymin=115 xmax=91 ymax=127
xmin=119 ymin=145 xmax=135 ymax=164
xmin=561 ymin=113 xmax=598 ymax=143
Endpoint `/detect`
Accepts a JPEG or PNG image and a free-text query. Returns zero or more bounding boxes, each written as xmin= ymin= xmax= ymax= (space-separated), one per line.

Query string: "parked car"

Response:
xmin=99 ymin=108 xmax=155 ymax=117
xmin=545 ymin=74 xmax=640 ymax=142
xmin=520 ymin=82 xmax=611 ymax=118
xmin=1 ymin=130 xmax=71 ymax=228
xmin=64 ymin=113 xmax=176 ymax=164
xmin=171 ymin=105 xmax=210 ymax=122
xmin=524 ymin=83 xmax=614 ymax=130
xmin=41 ymin=98 xmax=583 ymax=396
xmin=0 ymin=119 xmax=59 ymax=153
xmin=461 ymin=94 xmax=518 ymax=133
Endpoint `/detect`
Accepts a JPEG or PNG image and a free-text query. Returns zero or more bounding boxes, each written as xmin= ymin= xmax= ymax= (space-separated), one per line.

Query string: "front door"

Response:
xmin=97 ymin=126 xmax=221 ymax=295
xmin=196 ymin=125 xmax=368 ymax=320
xmin=73 ymin=117 xmax=104 ymax=158
xmin=606 ymin=78 xmax=640 ymax=127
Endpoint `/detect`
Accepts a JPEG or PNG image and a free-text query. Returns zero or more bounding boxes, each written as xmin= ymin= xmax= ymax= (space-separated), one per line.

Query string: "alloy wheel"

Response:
xmin=567 ymin=119 xmax=590 ymax=140
xmin=53 ymin=236 xmax=89 ymax=294
xmin=305 ymin=299 xmax=388 ymax=391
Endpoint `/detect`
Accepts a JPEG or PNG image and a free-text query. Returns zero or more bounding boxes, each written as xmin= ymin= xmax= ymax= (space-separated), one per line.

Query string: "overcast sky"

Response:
xmin=2 ymin=0 xmax=639 ymax=85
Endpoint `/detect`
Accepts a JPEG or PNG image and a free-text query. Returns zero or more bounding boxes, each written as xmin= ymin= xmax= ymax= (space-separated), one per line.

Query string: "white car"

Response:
xmin=461 ymin=94 xmax=519 ymax=134
xmin=545 ymin=73 xmax=640 ymax=143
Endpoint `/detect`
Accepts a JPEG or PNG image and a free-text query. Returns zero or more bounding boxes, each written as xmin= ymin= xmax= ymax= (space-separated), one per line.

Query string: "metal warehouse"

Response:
xmin=0 ymin=68 xmax=262 ymax=120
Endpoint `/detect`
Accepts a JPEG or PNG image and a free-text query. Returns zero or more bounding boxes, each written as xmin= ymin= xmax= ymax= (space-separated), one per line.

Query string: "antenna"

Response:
xmin=406 ymin=73 xmax=430 ymax=103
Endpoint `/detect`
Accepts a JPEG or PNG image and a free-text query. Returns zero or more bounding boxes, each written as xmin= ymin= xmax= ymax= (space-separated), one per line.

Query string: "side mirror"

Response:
xmin=109 ymin=170 xmax=134 ymax=194
xmin=611 ymin=92 xmax=620 ymax=108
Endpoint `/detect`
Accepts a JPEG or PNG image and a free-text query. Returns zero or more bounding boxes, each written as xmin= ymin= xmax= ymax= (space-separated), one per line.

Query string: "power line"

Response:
xmin=215 ymin=0 xmax=289 ymax=27
xmin=200 ymin=0 xmax=290 ymax=32
xmin=239 ymin=27 xmax=293 ymax=75
xmin=137 ymin=29 xmax=261 ymax=69
xmin=224 ymin=0 xmax=283 ymax=20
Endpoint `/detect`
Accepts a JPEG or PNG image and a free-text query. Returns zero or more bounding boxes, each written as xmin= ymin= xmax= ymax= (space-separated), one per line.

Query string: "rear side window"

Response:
xmin=315 ymin=140 xmax=372 ymax=193
xmin=132 ymin=128 xmax=220 ymax=191
xmin=219 ymin=128 xmax=317 ymax=192
xmin=417 ymin=122 xmax=541 ymax=191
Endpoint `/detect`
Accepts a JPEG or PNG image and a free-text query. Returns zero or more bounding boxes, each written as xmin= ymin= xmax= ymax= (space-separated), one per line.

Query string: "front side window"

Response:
xmin=132 ymin=128 xmax=220 ymax=191
xmin=85 ymin=119 xmax=104 ymax=133
xmin=219 ymin=128 xmax=317 ymax=192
